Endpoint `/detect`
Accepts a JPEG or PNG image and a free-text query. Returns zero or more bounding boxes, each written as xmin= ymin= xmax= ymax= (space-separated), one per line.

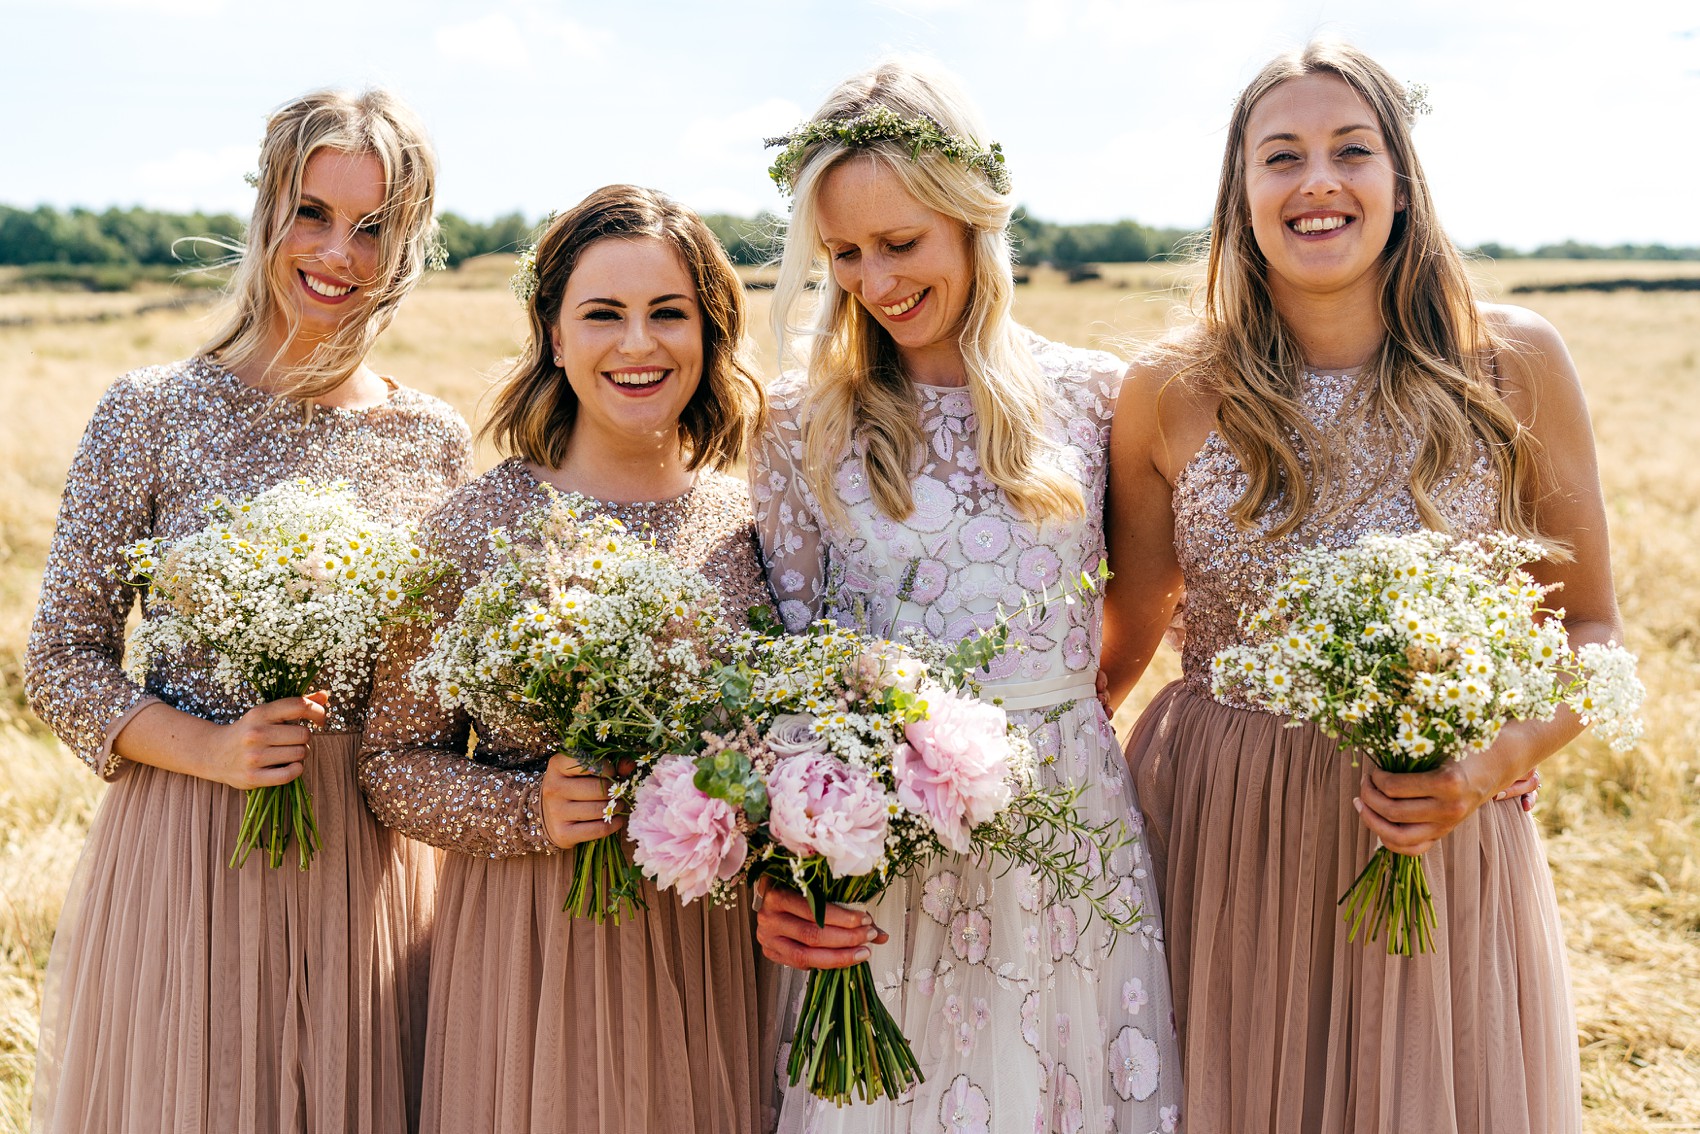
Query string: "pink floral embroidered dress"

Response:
xmin=751 ymin=334 xmax=1182 ymax=1134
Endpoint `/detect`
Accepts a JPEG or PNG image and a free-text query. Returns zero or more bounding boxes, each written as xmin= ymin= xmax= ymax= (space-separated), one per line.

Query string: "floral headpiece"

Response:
xmin=509 ymin=211 xmax=558 ymax=305
xmin=764 ymin=105 xmax=1010 ymax=196
xmin=1403 ymin=81 xmax=1432 ymax=120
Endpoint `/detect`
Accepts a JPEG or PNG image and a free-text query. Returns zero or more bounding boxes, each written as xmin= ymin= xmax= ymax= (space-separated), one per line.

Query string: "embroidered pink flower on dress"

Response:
xmin=1109 ymin=1026 xmax=1161 ymax=1102
xmin=766 ymin=753 xmax=890 ymax=876
xmin=938 ymin=1075 xmax=991 ymax=1134
xmin=895 ymin=688 xmax=1014 ymax=854
xmin=628 ymin=756 xmax=747 ymax=904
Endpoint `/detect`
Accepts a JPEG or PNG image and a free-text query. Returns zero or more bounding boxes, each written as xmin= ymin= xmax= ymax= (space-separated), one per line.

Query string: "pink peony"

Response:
xmin=765 ymin=753 xmax=890 ymax=876
xmin=628 ymin=756 xmax=747 ymax=904
xmin=895 ymin=688 xmax=1014 ymax=853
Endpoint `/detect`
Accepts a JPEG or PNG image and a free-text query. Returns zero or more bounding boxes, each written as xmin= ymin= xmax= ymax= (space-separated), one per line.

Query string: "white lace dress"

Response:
xmin=750 ymin=334 xmax=1183 ymax=1134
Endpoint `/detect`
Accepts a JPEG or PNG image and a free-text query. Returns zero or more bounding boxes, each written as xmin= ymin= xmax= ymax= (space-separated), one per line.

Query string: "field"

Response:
xmin=1 ymin=259 xmax=1696 ymax=1131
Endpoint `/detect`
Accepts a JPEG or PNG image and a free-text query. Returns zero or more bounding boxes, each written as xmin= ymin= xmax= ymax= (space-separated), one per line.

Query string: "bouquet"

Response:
xmin=122 ymin=480 xmax=449 ymax=869
xmin=411 ymin=489 xmax=728 ymax=922
xmin=627 ymin=605 xmax=1135 ymax=1105
xmin=1212 ymin=530 xmax=1643 ymax=955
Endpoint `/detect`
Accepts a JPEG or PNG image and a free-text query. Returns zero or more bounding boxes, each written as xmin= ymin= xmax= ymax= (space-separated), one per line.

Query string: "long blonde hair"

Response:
xmin=483 ymin=185 xmax=765 ymax=472
xmin=1187 ymin=40 xmax=1542 ymax=541
xmin=200 ymin=88 xmax=439 ymax=399
xmin=771 ymin=59 xmax=1082 ymax=528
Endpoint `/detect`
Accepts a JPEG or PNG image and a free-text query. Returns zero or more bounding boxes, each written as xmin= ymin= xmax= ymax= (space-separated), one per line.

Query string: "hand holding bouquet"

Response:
xmin=411 ymin=489 xmax=728 ymax=922
xmin=1212 ymin=530 xmax=1643 ymax=955
xmin=122 ymin=480 xmax=449 ymax=868
xmin=628 ymin=609 xmax=1135 ymax=1105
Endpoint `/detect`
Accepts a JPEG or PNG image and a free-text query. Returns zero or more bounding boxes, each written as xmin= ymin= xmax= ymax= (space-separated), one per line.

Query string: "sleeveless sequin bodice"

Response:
xmin=1173 ymin=371 xmax=1502 ymax=705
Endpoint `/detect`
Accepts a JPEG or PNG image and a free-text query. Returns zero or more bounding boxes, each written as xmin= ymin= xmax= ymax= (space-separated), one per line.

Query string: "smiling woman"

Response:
xmin=357 ymin=184 xmax=776 ymax=1134
xmin=23 ymin=88 xmax=471 ymax=1134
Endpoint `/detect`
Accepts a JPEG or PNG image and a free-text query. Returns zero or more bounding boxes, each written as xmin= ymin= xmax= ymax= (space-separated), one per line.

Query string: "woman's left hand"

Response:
xmin=1353 ymin=733 xmax=1533 ymax=856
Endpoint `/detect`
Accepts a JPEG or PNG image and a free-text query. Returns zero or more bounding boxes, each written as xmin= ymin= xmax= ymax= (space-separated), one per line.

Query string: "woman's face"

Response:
xmin=549 ymin=236 xmax=704 ymax=452
xmin=815 ymin=157 xmax=973 ymax=374
xmin=272 ymin=148 xmax=387 ymax=342
xmin=1242 ymin=72 xmax=1401 ymax=301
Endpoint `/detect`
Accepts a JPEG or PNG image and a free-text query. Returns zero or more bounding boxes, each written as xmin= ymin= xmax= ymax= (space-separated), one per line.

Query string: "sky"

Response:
xmin=2 ymin=0 xmax=1696 ymax=250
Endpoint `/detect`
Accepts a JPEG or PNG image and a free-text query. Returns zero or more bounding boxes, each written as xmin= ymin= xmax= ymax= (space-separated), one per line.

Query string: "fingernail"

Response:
xmin=1351 ymin=798 xmax=1363 ymax=813
xmin=853 ymin=948 xmax=870 ymax=962
xmin=1494 ymin=791 xmax=1505 ymax=801
xmin=865 ymin=928 xmax=879 ymax=942
xmin=857 ymin=913 xmax=873 ymax=927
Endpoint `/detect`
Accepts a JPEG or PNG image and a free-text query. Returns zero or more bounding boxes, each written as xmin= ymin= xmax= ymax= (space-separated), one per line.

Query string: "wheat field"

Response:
xmin=0 ymin=259 xmax=1695 ymax=1131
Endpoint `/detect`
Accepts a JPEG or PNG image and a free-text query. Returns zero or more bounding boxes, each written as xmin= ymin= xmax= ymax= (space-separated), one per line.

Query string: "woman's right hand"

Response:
xmin=540 ymin=754 xmax=624 ymax=849
xmin=753 ymin=879 xmax=888 ymax=970
xmin=202 ymin=692 xmax=328 ymax=789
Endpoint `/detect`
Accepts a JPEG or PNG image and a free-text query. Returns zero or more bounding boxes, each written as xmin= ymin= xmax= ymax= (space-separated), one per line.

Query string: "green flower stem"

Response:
xmin=228 ymin=662 xmax=324 ymax=870
xmin=1339 ymin=845 xmax=1438 ymax=956
xmin=563 ymin=833 xmax=646 ymax=924
xmin=787 ymin=960 xmax=921 ymax=1106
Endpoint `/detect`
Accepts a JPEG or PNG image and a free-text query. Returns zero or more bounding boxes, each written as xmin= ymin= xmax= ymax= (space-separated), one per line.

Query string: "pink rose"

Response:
xmin=765 ymin=713 xmax=828 ymax=758
xmin=628 ymin=756 xmax=747 ymax=904
xmin=766 ymin=753 xmax=890 ymax=877
xmin=895 ymin=688 xmax=1014 ymax=853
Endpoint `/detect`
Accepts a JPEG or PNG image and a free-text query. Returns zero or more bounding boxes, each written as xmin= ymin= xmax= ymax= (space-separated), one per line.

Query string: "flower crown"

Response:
xmin=509 ymin=211 xmax=558 ymax=305
xmin=764 ymin=105 xmax=1011 ymax=196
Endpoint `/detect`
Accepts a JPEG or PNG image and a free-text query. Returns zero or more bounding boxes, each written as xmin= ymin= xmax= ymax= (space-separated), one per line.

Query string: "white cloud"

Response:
xmin=681 ymin=98 xmax=804 ymax=166
xmin=433 ymin=9 xmax=609 ymax=71
xmin=47 ymin=0 xmax=224 ymax=13
xmin=133 ymin=145 xmax=253 ymax=213
xmin=435 ymin=13 xmax=531 ymax=69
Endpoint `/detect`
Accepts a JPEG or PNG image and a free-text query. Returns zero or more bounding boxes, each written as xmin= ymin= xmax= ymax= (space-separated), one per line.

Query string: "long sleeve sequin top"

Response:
xmin=23 ymin=357 xmax=473 ymax=778
xmin=357 ymin=458 xmax=773 ymax=859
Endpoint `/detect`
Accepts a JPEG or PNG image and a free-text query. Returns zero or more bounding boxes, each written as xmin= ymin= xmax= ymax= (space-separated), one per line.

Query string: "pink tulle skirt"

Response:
xmin=32 ymin=733 xmax=432 ymax=1134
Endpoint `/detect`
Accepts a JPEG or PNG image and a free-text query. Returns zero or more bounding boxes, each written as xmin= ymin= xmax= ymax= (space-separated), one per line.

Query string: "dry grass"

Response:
xmin=1 ymin=262 xmax=1695 ymax=1132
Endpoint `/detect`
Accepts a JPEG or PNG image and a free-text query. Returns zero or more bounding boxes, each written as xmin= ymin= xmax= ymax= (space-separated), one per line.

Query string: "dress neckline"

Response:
xmin=511 ymin=456 xmax=701 ymax=512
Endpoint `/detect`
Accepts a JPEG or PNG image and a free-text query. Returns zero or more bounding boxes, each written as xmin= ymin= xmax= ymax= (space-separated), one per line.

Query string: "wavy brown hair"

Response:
xmin=483 ymin=185 xmax=764 ymax=472
xmin=771 ymin=58 xmax=1083 ymax=528
xmin=1184 ymin=40 xmax=1543 ymax=542
xmin=201 ymin=88 xmax=440 ymax=399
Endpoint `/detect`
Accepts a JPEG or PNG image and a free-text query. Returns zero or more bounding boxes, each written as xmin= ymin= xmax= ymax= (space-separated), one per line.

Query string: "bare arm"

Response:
xmin=1101 ymin=358 xmax=1188 ymax=708
xmin=1358 ymin=305 xmax=1625 ymax=853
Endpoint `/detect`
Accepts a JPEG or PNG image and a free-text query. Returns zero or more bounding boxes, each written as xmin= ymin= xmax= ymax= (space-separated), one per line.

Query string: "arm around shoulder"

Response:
xmin=1100 ymin=355 xmax=1188 ymax=707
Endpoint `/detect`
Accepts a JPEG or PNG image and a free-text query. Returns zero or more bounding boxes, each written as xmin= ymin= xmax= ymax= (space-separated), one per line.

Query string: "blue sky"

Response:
xmin=2 ymin=0 xmax=1695 ymax=249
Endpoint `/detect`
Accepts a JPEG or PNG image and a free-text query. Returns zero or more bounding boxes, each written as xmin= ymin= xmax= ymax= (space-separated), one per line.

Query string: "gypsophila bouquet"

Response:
xmin=410 ymin=488 xmax=728 ymax=922
xmin=122 ymin=480 xmax=450 ymax=869
xmin=1212 ymin=529 xmax=1644 ymax=955
xmin=627 ymin=601 xmax=1134 ymax=1106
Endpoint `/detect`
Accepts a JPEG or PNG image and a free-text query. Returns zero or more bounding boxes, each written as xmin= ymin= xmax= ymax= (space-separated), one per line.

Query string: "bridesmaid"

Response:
xmin=749 ymin=59 xmax=1181 ymax=1134
xmin=358 ymin=184 xmax=776 ymax=1134
xmin=1108 ymin=41 xmax=1610 ymax=1133
xmin=24 ymin=89 xmax=469 ymax=1133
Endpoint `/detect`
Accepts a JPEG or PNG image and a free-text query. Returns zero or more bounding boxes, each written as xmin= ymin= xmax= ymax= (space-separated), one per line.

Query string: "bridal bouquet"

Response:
xmin=411 ymin=489 xmax=727 ymax=922
xmin=121 ymin=480 xmax=448 ymax=869
xmin=627 ymin=606 xmax=1134 ymax=1105
xmin=1211 ymin=529 xmax=1643 ymax=955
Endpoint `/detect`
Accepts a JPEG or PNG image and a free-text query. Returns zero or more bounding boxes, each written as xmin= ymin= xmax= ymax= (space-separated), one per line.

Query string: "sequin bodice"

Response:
xmin=358 ymin=458 xmax=771 ymax=858
xmin=24 ymin=358 xmax=472 ymax=775
xmin=1174 ymin=371 xmax=1501 ymax=705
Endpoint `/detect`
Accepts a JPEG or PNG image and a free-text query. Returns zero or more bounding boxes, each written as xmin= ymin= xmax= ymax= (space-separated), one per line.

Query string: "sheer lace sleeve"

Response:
xmin=357 ymin=476 xmax=556 ymax=859
xmin=749 ymin=374 xmax=830 ymax=632
xmin=24 ymin=373 xmax=163 ymax=778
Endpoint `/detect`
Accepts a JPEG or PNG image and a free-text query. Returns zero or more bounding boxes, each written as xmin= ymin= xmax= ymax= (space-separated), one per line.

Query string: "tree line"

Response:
xmin=3 ymin=203 xmax=1694 ymax=283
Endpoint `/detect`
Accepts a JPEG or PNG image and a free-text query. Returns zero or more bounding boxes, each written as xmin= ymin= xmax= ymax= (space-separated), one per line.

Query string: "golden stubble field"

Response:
xmin=0 ymin=260 xmax=1695 ymax=1131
